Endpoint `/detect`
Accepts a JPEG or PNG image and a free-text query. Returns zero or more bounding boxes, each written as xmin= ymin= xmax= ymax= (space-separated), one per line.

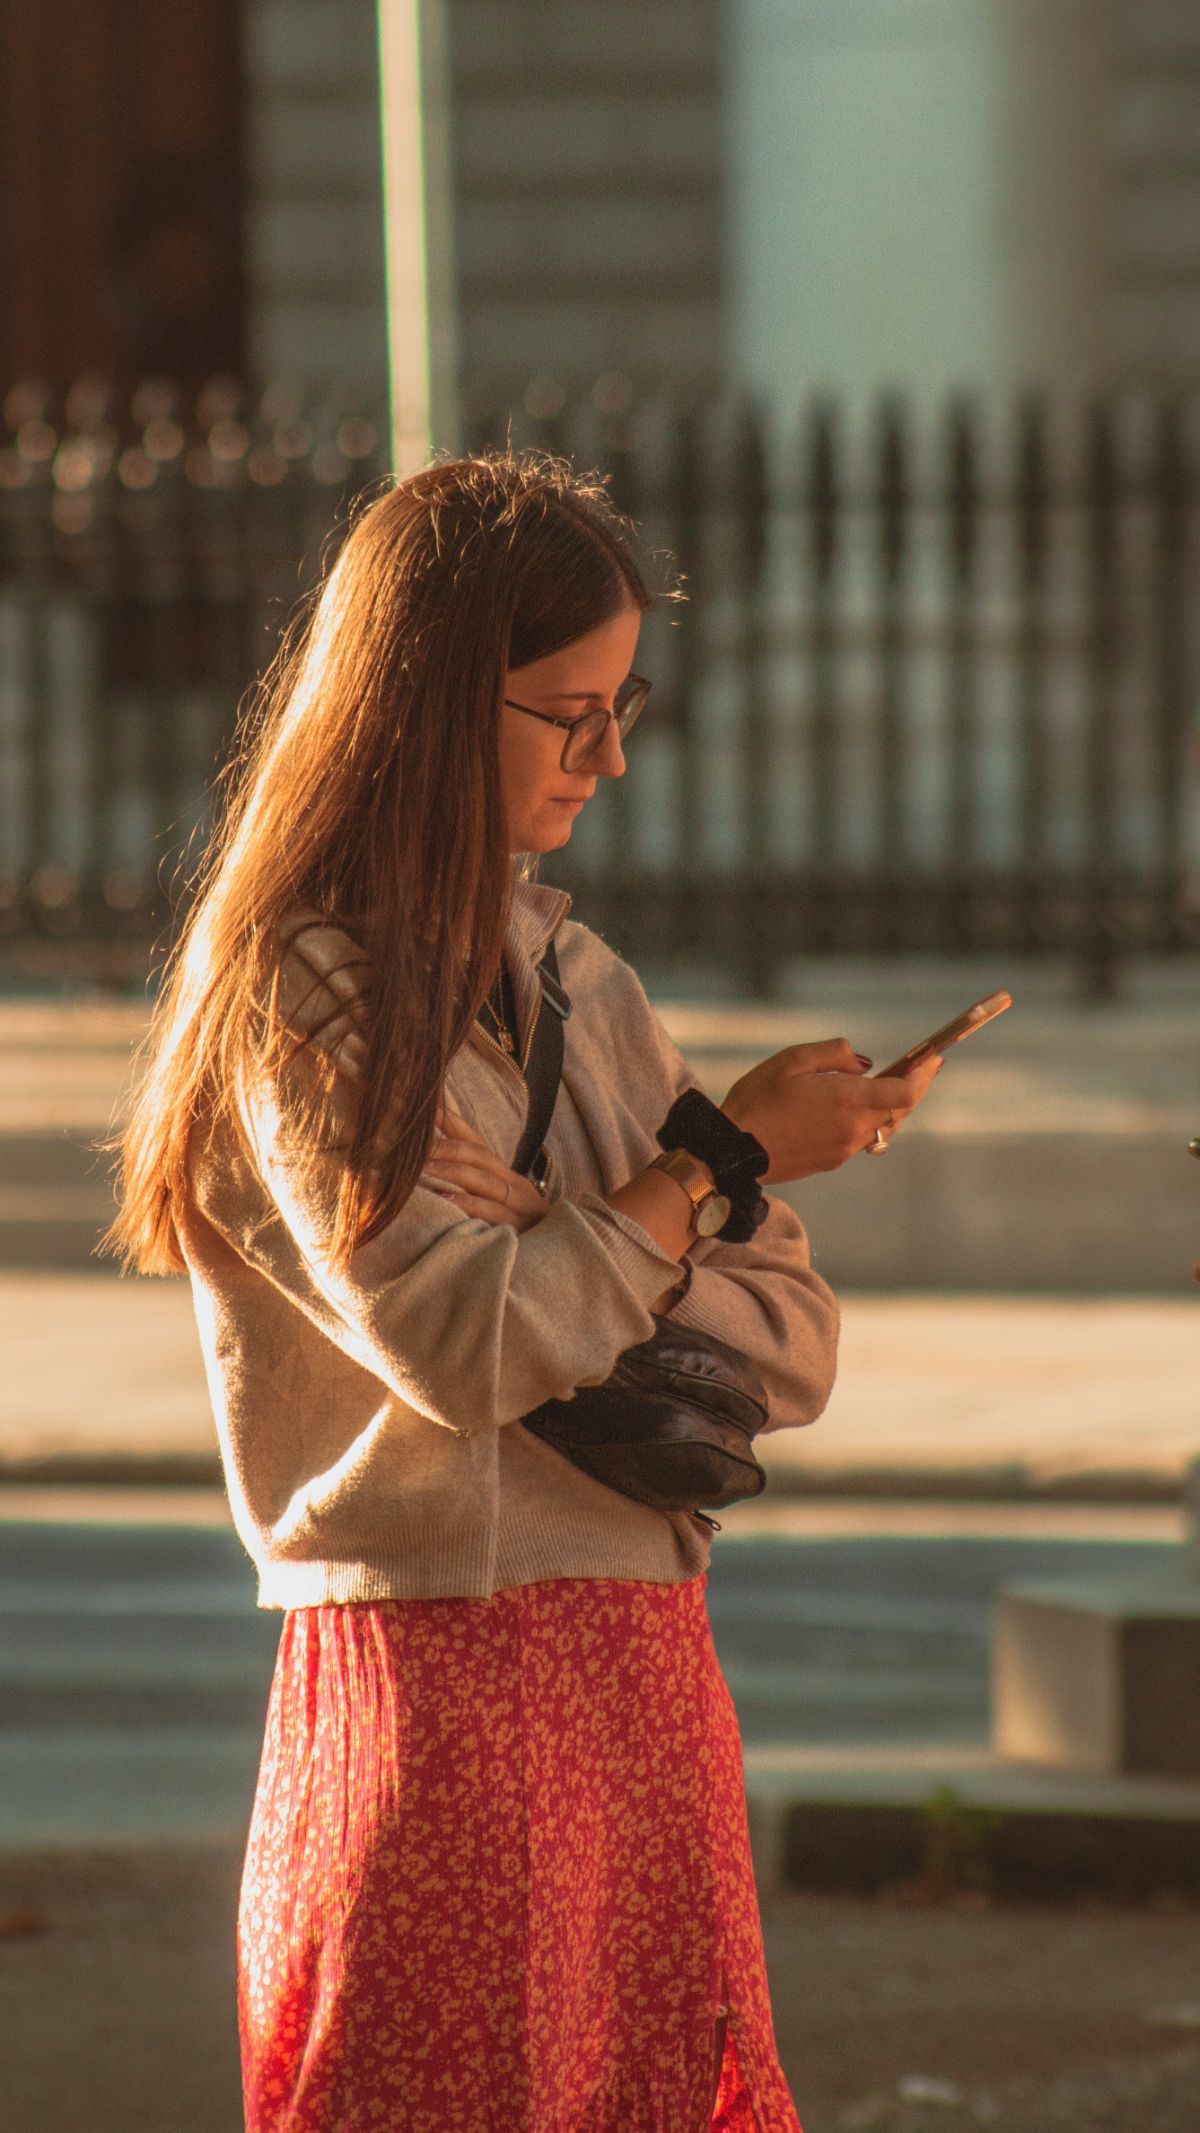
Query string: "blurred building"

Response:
xmin=730 ymin=0 xmax=1200 ymax=409
xmin=2 ymin=1 xmax=1200 ymax=410
xmin=0 ymin=0 xmax=388 ymax=395
xmin=443 ymin=0 xmax=725 ymax=405
xmin=0 ymin=0 xmax=248 ymax=386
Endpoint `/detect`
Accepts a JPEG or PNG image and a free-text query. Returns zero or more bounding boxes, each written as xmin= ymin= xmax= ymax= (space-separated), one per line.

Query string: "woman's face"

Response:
xmin=499 ymin=604 xmax=642 ymax=854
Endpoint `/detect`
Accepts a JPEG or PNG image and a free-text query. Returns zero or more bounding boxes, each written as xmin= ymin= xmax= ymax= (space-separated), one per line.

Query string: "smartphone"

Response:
xmin=873 ymin=992 xmax=1012 ymax=1079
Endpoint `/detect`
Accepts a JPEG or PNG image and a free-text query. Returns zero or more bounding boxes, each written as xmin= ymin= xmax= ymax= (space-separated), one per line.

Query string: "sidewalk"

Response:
xmin=1 ymin=955 xmax=1198 ymax=1287
xmin=7 ymin=1840 xmax=1200 ymax=2133
xmin=1 ymin=1273 xmax=1195 ymax=1498
xmin=0 ymin=961 xmax=1195 ymax=1491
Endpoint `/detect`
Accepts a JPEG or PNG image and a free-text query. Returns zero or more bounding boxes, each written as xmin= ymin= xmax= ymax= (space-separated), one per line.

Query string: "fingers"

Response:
xmin=434 ymin=1104 xmax=488 ymax=1147
xmin=424 ymin=1153 xmax=508 ymax=1198
xmin=869 ymin=1058 xmax=943 ymax=1115
xmin=784 ymin=1038 xmax=867 ymax=1076
xmin=422 ymin=1167 xmax=543 ymax=1229
xmin=423 ymin=1139 xmax=546 ymax=1224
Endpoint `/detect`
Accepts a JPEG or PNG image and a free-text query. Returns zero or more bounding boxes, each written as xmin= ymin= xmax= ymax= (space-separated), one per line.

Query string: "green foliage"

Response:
xmin=917 ymin=1785 xmax=1005 ymax=1898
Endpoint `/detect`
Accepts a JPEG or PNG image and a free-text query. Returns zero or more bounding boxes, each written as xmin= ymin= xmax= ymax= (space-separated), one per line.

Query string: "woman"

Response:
xmin=106 ymin=452 xmax=939 ymax=2132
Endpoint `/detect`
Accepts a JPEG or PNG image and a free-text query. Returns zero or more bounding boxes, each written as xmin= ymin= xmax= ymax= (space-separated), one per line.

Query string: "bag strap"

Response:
xmin=512 ymin=938 xmax=570 ymax=1181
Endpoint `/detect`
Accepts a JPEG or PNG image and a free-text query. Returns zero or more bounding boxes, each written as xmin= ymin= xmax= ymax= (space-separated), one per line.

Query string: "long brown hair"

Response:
xmin=101 ymin=450 xmax=654 ymax=1279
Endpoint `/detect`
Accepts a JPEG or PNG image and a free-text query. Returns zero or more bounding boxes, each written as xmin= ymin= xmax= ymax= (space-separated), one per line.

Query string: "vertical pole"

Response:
xmin=805 ymin=398 xmax=839 ymax=943
xmin=945 ymin=396 xmax=979 ymax=937
xmin=876 ymin=396 xmax=909 ymax=939
xmin=737 ymin=399 xmax=770 ymax=850
xmin=1014 ymin=393 xmax=1050 ymax=950
xmin=377 ymin=0 xmax=458 ymax=475
xmin=1153 ymin=399 xmax=1187 ymax=927
xmin=673 ymin=407 xmax=705 ymax=961
xmin=1083 ymin=399 xmax=1119 ymax=996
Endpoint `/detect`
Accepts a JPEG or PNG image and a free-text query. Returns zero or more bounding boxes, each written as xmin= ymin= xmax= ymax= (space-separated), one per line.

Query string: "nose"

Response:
xmin=588 ymin=714 xmax=627 ymax=780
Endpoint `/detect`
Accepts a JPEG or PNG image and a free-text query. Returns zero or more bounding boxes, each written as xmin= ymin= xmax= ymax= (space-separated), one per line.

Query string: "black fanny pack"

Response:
xmin=514 ymin=941 xmax=769 ymax=1516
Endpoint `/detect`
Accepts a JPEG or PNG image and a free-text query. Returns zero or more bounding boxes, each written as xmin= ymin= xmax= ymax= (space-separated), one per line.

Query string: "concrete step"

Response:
xmin=744 ymin=1744 xmax=1200 ymax=1899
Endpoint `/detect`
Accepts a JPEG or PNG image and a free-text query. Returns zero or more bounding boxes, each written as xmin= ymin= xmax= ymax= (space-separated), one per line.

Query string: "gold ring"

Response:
xmin=865 ymin=1128 xmax=889 ymax=1156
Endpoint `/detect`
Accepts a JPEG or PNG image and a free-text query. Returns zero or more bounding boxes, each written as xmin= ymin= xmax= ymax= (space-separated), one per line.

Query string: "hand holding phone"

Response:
xmin=719 ymin=995 xmax=1012 ymax=1183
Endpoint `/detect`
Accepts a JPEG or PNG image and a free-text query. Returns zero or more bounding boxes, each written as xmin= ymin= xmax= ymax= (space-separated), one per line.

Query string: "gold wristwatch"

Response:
xmin=649 ymin=1148 xmax=732 ymax=1239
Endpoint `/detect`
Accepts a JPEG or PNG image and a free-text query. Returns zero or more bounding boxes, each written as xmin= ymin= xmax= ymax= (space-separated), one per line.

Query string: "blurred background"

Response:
xmin=2 ymin=0 xmax=1199 ymax=986
xmin=1 ymin=6 xmax=1199 ymax=2132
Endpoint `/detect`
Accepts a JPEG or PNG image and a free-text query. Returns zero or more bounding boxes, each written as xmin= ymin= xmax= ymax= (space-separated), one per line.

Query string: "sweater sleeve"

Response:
xmin=665 ymin=1192 xmax=840 ymax=1434
xmin=193 ymin=923 xmax=685 ymax=1440
xmin=576 ymin=940 xmax=840 ymax=1435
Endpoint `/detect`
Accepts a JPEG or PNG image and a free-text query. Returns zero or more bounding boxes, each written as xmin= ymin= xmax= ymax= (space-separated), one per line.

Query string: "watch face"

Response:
xmin=695 ymin=1192 xmax=732 ymax=1237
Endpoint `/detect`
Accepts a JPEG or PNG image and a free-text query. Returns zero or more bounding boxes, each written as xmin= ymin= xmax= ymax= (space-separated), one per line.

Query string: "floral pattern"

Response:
xmin=238 ymin=1572 xmax=802 ymax=2132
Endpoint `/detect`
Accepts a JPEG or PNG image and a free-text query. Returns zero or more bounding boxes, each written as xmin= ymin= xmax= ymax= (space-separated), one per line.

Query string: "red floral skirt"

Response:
xmin=237 ymin=1571 xmax=802 ymax=2132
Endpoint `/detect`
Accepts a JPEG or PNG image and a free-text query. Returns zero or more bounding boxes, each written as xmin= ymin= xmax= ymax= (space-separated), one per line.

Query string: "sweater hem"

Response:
xmin=255 ymin=1523 xmax=711 ymax=1610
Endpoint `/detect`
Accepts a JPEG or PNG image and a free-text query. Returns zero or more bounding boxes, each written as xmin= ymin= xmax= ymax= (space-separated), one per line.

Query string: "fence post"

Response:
xmin=945 ymin=395 xmax=979 ymax=943
xmin=1014 ymin=393 xmax=1050 ymax=952
xmin=1082 ymin=399 xmax=1121 ymax=998
xmin=1152 ymin=396 xmax=1190 ymax=946
xmin=805 ymin=397 xmax=839 ymax=944
xmin=672 ymin=404 xmax=705 ymax=961
xmin=876 ymin=395 xmax=909 ymax=938
xmin=734 ymin=396 xmax=773 ymax=993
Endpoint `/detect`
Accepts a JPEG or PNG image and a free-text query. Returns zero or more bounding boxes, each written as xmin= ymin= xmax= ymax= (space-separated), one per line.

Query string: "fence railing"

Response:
xmin=1 ymin=378 xmax=1198 ymax=991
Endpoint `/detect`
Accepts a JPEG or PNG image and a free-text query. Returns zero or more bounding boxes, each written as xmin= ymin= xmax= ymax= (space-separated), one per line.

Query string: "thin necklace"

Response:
xmin=479 ymin=962 xmax=517 ymax=1056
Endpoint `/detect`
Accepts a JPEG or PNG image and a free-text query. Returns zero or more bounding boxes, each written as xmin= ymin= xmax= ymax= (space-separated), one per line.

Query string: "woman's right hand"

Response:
xmin=720 ymin=1039 xmax=942 ymax=1184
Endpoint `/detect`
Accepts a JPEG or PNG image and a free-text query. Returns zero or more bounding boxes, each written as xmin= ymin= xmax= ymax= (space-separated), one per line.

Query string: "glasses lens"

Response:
xmin=616 ymin=677 xmax=650 ymax=736
xmin=562 ymin=681 xmax=650 ymax=772
xmin=562 ymin=709 xmax=610 ymax=772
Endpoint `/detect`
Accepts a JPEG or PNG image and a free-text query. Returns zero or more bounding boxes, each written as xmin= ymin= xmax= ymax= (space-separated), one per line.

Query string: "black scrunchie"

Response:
xmin=656 ymin=1088 xmax=770 ymax=1243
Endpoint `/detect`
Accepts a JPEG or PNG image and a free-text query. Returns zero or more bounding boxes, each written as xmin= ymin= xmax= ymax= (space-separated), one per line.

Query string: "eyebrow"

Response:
xmin=541 ymin=675 xmax=631 ymax=705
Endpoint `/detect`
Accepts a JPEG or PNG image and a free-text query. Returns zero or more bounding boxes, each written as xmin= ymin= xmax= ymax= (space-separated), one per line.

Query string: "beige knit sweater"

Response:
xmin=178 ymin=878 xmax=839 ymax=1607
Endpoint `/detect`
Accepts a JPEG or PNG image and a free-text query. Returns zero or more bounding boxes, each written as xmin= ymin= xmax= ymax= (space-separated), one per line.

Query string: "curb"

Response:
xmin=747 ymin=1793 xmax=1200 ymax=1902
xmin=0 ymin=1454 xmax=1184 ymax=1505
xmin=745 ymin=1763 xmax=1200 ymax=1902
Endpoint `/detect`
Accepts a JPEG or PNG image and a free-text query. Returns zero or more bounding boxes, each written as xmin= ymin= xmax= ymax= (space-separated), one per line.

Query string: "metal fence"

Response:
xmin=0 ymin=376 xmax=387 ymax=973
xmin=2 ymin=377 xmax=1199 ymax=991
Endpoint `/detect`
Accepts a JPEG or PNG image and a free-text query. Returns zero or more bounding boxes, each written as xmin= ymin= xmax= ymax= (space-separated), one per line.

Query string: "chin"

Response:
xmin=521 ymin=812 xmax=575 ymax=854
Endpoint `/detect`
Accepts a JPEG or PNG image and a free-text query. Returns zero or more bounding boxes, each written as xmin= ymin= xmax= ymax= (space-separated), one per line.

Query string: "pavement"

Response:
xmin=8 ymin=1837 xmax=1200 ymax=2133
xmin=2 ymin=951 xmax=1199 ymax=1290
xmin=1 ymin=1273 xmax=1196 ymax=1502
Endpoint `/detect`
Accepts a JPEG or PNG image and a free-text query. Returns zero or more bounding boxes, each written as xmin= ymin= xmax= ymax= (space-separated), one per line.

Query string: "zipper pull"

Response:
xmin=692 ymin=1510 xmax=721 ymax=1534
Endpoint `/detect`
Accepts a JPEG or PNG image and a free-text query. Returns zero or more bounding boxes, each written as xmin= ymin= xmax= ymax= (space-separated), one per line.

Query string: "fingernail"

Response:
xmin=854 ymin=1053 xmax=873 ymax=1070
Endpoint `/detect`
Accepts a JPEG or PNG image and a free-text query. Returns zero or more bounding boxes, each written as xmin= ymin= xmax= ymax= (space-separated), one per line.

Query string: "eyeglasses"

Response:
xmin=503 ymin=672 xmax=651 ymax=774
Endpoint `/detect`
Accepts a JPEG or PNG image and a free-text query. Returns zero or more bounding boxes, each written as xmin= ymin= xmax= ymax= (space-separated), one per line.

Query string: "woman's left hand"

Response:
xmin=421 ymin=1105 xmax=547 ymax=1231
